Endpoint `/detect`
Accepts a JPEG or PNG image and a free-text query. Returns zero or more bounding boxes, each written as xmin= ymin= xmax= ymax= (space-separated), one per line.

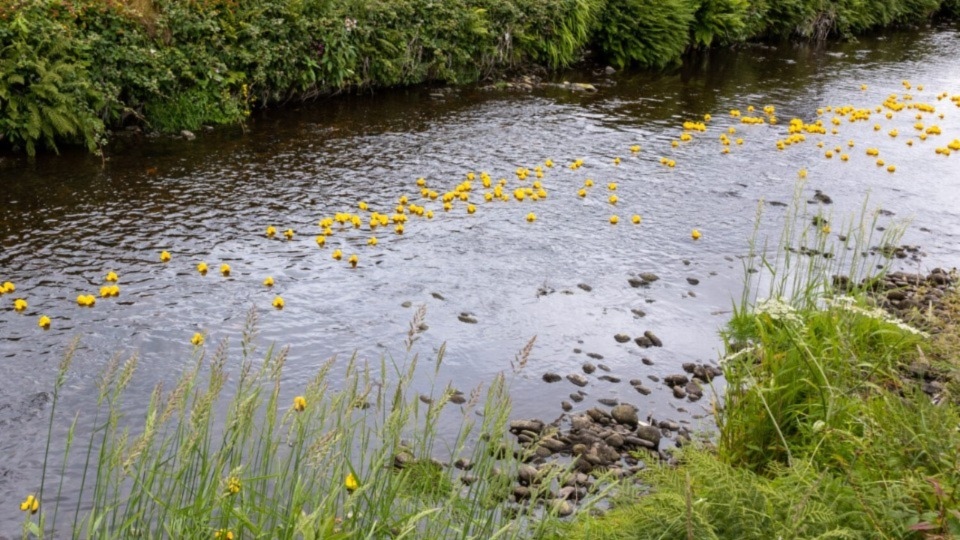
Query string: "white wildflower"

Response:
xmin=755 ymin=297 xmax=804 ymax=326
xmin=826 ymin=295 xmax=929 ymax=337
xmin=720 ymin=344 xmax=759 ymax=366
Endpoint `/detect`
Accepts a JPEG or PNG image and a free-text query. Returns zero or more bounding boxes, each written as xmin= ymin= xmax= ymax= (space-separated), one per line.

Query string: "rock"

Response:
xmin=658 ymin=420 xmax=680 ymax=431
xmin=682 ymin=363 xmax=696 ymax=373
xmin=614 ymin=333 xmax=631 ymax=343
xmin=639 ymin=272 xmax=660 ymax=283
xmin=561 ymin=401 xmax=573 ymax=412
xmin=648 ymin=375 xmax=660 ymax=383
xmin=419 ymin=395 xmax=433 ymax=404
xmin=605 ymin=433 xmax=624 ymax=448
xmin=449 ymin=394 xmax=466 ymax=404
xmin=672 ymin=386 xmax=687 ymax=399
xmin=510 ymin=419 xmax=544 ymax=434
xmin=611 ymin=404 xmax=639 ymax=427
xmin=641 ymin=357 xmax=654 ymax=365
xmin=401 ymin=301 xmax=412 ymax=308
xmin=540 ymin=437 xmax=567 ymax=452
xmin=180 ymin=130 xmax=196 ymax=141
xmin=543 ymin=372 xmax=562 ymax=383
xmin=635 ymin=336 xmax=653 ymax=348
xmin=644 ymin=331 xmax=663 ymax=347
xmin=686 ymin=277 xmax=700 ymax=285
xmin=458 ymin=313 xmax=478 ymax=324
xmin=586 ymin=407 xmax=611 ymax=423
xmin=460 ymin=474 xmax=478 ymax=486
xmin=455 ymin=458 xmax=474 ymax=470
xmin=582 ymin=362 xmax=596 ymax=374
xmin=587 ymin=352 xmax=604 ymax=360
xmin=567 ymin=374 xmax=589 ymax=387
xmin=604 ymin=65 xmax=617 ymax=75
xmin=513 ymin=486 xmax=531 ymax=501
xmin=635 ymin=425 xmax=661 ymax=447
xmin=518 ymin=464 xmax=539 ymax=485
xmin=628 ymin=278 xmax=645 ymax=288
xmin=573 ymin=348 xmax=582 ymax=354
xmin=633 ymin=385 xmax=652 ymax=395
xmin=577 ymin=283 xmax=593 ymax=292
xmin=550 ymin=499 xmax=574 ymax=517
xmin=598 ymin=375 xmax=621 ymax=383
xmin=394 ymin=450 xmax=416 ymax=469
xmin=535 ymin=446 xmax=553 ymax=458
xmin=685 ymin=381 xmax=703 ymax=398
xmin=569 ymin=393 xmax=584 ymax=403
xmin=431 ymin=292 xmax=446 ymax=300
xmin=631 ymin=308 xmax=647 ymax=318
xmin=623 ymin=436 xmax=656 ymax=449
xmin=598 ymin=398 xmax=618 ymax=406
xmin=664 ymin=374 xmax=689 ymax=386
xmin=598 ymin=363 xmax=611 ymax=372
xmin=812 ymin=189 xmax=832 ymax=204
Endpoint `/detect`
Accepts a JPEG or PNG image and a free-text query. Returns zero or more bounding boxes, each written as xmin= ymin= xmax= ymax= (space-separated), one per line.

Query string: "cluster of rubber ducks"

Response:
xmin=5 ymin=80 xmax=958 ymax=339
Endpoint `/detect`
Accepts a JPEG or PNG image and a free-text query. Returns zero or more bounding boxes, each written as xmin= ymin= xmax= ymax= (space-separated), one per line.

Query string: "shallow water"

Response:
xmin=2 ymin=23 xmax=960 ymax=532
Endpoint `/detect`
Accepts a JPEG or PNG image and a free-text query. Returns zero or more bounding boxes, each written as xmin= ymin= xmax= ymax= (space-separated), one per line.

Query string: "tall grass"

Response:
xmin=21 ymin=309 xmax=595 ymax=539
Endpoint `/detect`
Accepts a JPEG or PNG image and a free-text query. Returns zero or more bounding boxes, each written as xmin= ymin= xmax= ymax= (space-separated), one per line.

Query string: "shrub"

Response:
xmin=594 ymin=0 xmax=697 ymax=69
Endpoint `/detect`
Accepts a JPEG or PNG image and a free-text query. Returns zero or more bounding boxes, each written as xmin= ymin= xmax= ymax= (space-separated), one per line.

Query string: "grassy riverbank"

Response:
xmin=557 ymin=207 xmax=960 ymax=538
xmin=1 ymin=0 xmax=958 ymax=156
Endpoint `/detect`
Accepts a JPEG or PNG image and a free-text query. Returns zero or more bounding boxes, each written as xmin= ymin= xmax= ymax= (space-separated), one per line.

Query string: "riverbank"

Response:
xmin=2 ymin=0 xmax=958 ymax=156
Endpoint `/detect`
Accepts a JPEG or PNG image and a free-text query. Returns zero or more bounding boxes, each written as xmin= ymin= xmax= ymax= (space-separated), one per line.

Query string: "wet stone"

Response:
xmin=686 ymin=277 xmax=700 ymax=285
xmin=561 ymin=401 xmax=573 ymax=412
xmin=636 ymin=425 xmax=661 ymax=447
xmin=672 ymin=386 xmax=687 ymax=399
xmin=639 ymin=272 xmax=660 ymax=283
xmin=597 ymin=398 xmax=618 ymax=407
xmin=633 ymin=385 xmax=652 ymax=395
xmin=631 ymin=308 xmax=647 ymax=317
xmin=587 ymin=352 xmax=604 ymax=360
xmin=582 ymin=362 xmax=596 ymax=374
xmin=664 ymin=374 xmax=689 ymax=386
xmin=510 ymin=419 xmax=544 ymax=434
xmin=597 ymin=363 xmax=611 ymax=372
xmin=577 ymin=283 xmax=593 ymax=292
xmin=643 ymin=330 xmax=663 ymax=347
xmin=567 ymin=374 xmax=589 ymax=387
xmin=598 ymin=375 xmax=621 ymax=383
xmin=401 ymin=301 xmax=412 ymax=308
xmin=611 ymin=404 xmax=639 ymax=427
xmin=458 ymin=313 xmax=478 ymax=324
xmin=614 ymin=333 xmax=631 ymax=343
xmin=641 ymin=357 xmax=654 ymax=365
xmin=635 ymin=336 xmax=653 ymax=348
xmin=569 ymin=393 xmax=585 ymax=403
xmin=432 ymin=292 xmax=446 ymax=300
xmin=543 ymin=372 xmax=562 ymax=383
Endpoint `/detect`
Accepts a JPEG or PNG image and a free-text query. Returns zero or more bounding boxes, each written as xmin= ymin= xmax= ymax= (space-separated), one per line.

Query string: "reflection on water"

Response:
xmin=2 ymin=22 xmax=960 ymax=532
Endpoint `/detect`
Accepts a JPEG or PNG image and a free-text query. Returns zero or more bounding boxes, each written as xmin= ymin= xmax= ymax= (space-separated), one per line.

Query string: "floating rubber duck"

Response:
xmin=272 ymin=297 xmax=284 ymax=309
xmin=584 ymin=179 xmax=594 ymax=187
xmin=1 ymin=281 xmax=15 ymax=293
xmin=14 ymin=298 xmax=27 ymax=311
xmin=316 ymin=235 xmax=326 ymax=246
xmin=608 ymin=183 xmax=617 ymax=190
xmin=38 ymin=315 xmax=50 ymax=329
xmin=395 ymin=224 xmax=404 ymax=234
xmin=332 ymin=249 xmax=342 ymax=260
xmin=876 ymin=159 xmax=885 ymax=166
xmin=77 ymin=294 xmax=96 ymax=307
xmin=160 ymin=251 xmax=171 ymax=263
xmin=526 ymin=213 xmax=536 ymax=222
xmin=861 ymin=84 xmax=867 ymax=90
xmin=609 ymin=195 xmax=618 ymax=205
xmin=263 ymin=276 xmax=274 ymax=287
xmin=609 ymin=215 xmax=619 ymax=225
xmin=367 ymin=237 xmax=377 ymax=246
xmin=613 ymin=157 xmax=621 ymax=165
xmin=191 ymin=333 xmax=204 ymax=346
xmin=416 ymin=178 xmax=426 ymax=187
xmin=197 ymin=262 xmax=208 ymax=275
xmin=348 ymin=254 xmax=358 ymax=268
xmin=544 ymin=159 xmax=554 ymax=168
xmin=887 ymin=165 xmax=896 ymax=173
xmin=425 ymin=211 xmax=434 ymax=219
xmin=691 ymin=229 xmax=702 ymax=240
xmin=266 ymin=226 xmax=277 ymax=237
xmin=632 ymin=215 xmax=642 ymax=224
xmin=105 ymin=271 xmax=118 ymax=282
xmin=630 ymin=145 xmax=641 ymax=153
xmin=467 ymin=204 xmax=476 ymax=214
xmin=578 ymin=189 xmax=587 ymax=198
xmin=220 ymin=264 xmax=231 ymax=276
xmin=443 ymin=202 xmax=453 ymax=212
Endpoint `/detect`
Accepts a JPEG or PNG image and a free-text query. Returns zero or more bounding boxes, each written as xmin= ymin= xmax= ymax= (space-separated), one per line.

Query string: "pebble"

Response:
xmin=614 ymin=333 xmax=631 ymax=343
xmin=432 ymin=292 xmax=446 ymax=300
xmin=611 ymin=404 xmax=639 ymax=427
xmin=633 ymin=385 xmax=652 ymax=395
xmin=458 ymin=313 xmax=478 ymax=324
xmin=567 ymin=374 xmax=589 ymax=387
xmin=582 ymin=362 xmax=596 ymax=374
xmin=635 ymin=336 xmax=653 ymax=348
xmin=644 ymin=330 xmax=663 ymax=347
xmin=561 ymin=401 xmax=573 ymax=411
xmin=664 ymin=374 xmax=689 ymax=386
xmin=543 ymin=372 xmax=562 ymax=383
xmin=686 ymin=277 xmax=700 ymax=285
xmin=455 ymin=458 xmax=474 ymax=470
xmin=569 ymin=393 xmax=585 ymax=403
xmin=631 ymin=308 xmax=647 ymax=318
xmin=641 ymin=357 xmax=654 ymax=365
xmin=639 ymin=272 xmax=660 ymax=283
xmin=577 ymin=283 xmax=593 ymax=292
xmin=598 ymin=375 xmax=621 ymax=383
xmin=597 ymin=363 xmax=611 ymax=372
xmin=587 ymin=352 xmax=604 ymax=360
xmin=401 ymin=301 xmax=412 ymax=308
xmin=598 ymin=398 xmax=618 ymax=406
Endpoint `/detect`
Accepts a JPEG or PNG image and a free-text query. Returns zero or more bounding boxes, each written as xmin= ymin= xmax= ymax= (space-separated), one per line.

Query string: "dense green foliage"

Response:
xmin=0 ymin=0 xmax=957 ymax=155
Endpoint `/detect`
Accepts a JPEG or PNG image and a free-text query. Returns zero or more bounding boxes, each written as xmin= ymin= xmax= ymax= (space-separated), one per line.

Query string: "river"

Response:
xmin=2 ymin=23 xmax=960 ymax=533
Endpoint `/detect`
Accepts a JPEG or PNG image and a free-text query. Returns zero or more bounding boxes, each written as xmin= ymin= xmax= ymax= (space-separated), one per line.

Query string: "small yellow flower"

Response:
xmin=19 ymin=494 xmax=39 ymax=514
xmin=220 ymin=264 xmax=231 ymax=276
xmin=38 ymin=315 xmax=51 ymax=329
xmin=160 ymin=251 xmax=171 ymax=263
xmin=345 ymin=473 xmax=359 ymax=493
xmin=197 ymin=262 xmax=209 ymax=274
xmin=227 ymin=476 xmax=242 ymax=495
xmin=191 ymin=333 xmax=204 ymax=346
xmin=14 ymin=298 xmax=27 ymax=312
xmin=293 ymin=395 xmax=306 ymax=412
xmin=105 ymin=271 xmax=118 ymax=282
xmin=691 ymin=229 xmax=702 ymax=240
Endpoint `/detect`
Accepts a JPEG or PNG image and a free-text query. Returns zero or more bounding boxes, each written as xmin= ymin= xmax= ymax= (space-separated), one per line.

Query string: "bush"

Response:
xmin=594 ymin=0 xmax=697 ymax=69
xmin=690 ymin=0 xmax=750 ymax=48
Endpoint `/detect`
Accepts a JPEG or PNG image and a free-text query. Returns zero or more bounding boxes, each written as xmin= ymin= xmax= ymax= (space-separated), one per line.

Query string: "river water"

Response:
xmin=2 ymin=23 xmax=960 ymax=533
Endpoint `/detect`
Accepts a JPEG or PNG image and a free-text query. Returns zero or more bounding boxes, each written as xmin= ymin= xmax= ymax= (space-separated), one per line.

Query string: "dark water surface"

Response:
xmin=2 ymin=24 xmax=960 ymax=532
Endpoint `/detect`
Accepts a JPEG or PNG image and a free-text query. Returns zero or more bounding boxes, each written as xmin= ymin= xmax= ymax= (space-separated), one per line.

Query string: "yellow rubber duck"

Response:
xmin=578 ymin=189 xmax=587 ymax=198
xmin=609 ymin=215 xmax=619 ymax=225
xmin=526 ymin=213 xmax=536 ymax=222
xmin=284 ymin=229 xmax=294 ymax=240
xmin=263 ymin=276 xmax=274 ymax=287
xmin=584 ymin=179 xmax=594 ymax=187
xmin=316 ymin=235 xmax=326 ymax=246
xmin=609 ymin=195 xmax=618 ymax=205
xmin=266 ymin=226 xmax=277 ymax=237
xmin=348 ymin=254 xmax=359 ymax=268
xmin=1 ymin=281 xmax=15 ymax=294
xmin=14 ymin=298 xmax=27 ymax=311
xmin=197 ymin=262 xmax=208 ymax=275
xmin=691 ymin=229 xmax=702 ymax=240
xmin=395 ymin=224 xmax=404 ymax=234
xmin=613 ymin=157 xmax=621 ymax=165
xmin=220 ymin=264 xmax=231 ymax=276
xmin=38 ymin=315 xmax=51 ymax=329
xmin=332 ymin=249 xmax=342 ymax=260
xmin=160 ymin=251 xmax=171 ymax=263
xmin=105 ymin=271 xmax=118 ymax=282
xmin=632 ymin=215 xmax=642 ymax=224
xmin=630 ymin=145 xmax=641 ymax=153
xmin=191 ymin=332 xmax=204 ymax=346
xmin=467 ymin=204 xmax=476 ymax=214
xmin=272 ymin=297 xmax=284 ymax=309
xmin=608 ymin=182 xmax=617 ymax=190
